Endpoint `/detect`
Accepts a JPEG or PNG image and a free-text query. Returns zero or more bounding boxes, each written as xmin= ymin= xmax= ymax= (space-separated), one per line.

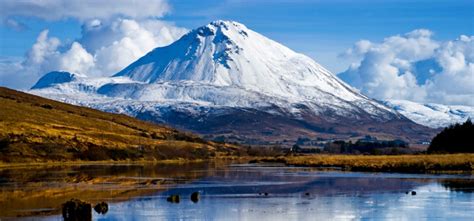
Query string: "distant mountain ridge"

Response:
xmin=29 ymin=20 xmax=435 ymax=144
xmin=384 ymin=100 xmax=474 ymax=128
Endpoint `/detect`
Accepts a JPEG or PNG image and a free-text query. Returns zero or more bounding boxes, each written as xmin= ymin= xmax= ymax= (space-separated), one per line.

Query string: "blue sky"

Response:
xmin=1 ymin=0 xmax=472 ymax=73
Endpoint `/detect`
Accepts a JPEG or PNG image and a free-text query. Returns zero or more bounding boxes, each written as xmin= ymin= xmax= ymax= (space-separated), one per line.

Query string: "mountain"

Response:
xmin=384 ymin=100 xmax=474 ymax=128
xmin=0 ymin=87 xmax=237 ymax=163
xmin=29 ymin=20 xmax=435 ymax=144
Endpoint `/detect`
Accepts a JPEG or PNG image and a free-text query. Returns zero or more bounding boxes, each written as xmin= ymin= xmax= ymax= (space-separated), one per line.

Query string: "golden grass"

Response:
xmin=0 ymin=87 xmax=239 ymax=162
xmin=256 ymin=154 xmax=474 ymax=172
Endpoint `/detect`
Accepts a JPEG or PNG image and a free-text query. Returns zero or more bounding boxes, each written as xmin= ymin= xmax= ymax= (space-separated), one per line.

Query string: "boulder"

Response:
xmin=191 ymin=192 xmax=200 ymax=203
xmin=94 ymin=202 xmax=108 ymax=215
xmin=167 ymin=195 xmax=180 ymax=203
xmin=62 ymin=199 xmax=92 ymax=221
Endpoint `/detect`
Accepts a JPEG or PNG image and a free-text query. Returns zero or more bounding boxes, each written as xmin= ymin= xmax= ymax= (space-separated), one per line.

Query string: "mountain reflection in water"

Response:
xmin=0 ymin=163 xmax=473 ymax=220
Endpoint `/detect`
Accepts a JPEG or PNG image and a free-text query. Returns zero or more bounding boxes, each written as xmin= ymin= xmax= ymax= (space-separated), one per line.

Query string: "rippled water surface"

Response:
xmin=1 ymin=163 xmax=473 ymax=220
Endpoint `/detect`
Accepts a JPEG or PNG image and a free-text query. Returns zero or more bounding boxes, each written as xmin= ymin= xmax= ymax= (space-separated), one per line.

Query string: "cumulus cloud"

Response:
xmin=57 ymin=42 xmax=95 ymax=74
xmin=339 ymin=30 xmax=474 ymax=106
xmin=0 ymin=0 xmax=188 ymax=89
xmin=25 ymin=30 xmax=61 ymax=66
xmin=82 ymin=19 xmax=187 ymax=76
xmin=0 ymin=19 xmax=187 ymax=89
xmin=0 ymin=0 xmax=170 ymax=21
xmin=0 ymin=30 xmax=95 ymax=88
xmin=23 ymin=30 xmax=95 ymax=76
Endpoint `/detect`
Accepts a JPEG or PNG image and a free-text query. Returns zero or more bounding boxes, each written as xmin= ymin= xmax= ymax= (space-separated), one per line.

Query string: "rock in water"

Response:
xmin=191 ymin=192 xmax=200 ymax=203
xmin=94 ymin=202 xmax=108 ymax=215
xmin=167 ymin=195 xmax=180 ymax=203
xmin=62 ymin=199 xmax=92 ymax=221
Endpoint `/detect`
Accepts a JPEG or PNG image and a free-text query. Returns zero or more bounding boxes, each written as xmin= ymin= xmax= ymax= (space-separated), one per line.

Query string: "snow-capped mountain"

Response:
xmin=29 ymin=20 xmax=434 ymax=143
xmin=384 ymin=100 xmax=474 ymax=129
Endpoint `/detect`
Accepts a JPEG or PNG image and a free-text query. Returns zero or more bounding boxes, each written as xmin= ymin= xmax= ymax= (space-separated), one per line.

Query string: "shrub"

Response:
xmin=79 ymin=146 xmax=110 ymax=161
xmin=40 ymin=104 xmax=53 ymax=109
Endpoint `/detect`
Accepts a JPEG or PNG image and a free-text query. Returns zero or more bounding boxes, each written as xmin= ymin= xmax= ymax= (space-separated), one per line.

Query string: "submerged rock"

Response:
xmin=62 ymin=198 xmax=92 ymax=221
xmin=191 ymin=192 xmax=200 ymax=203
xmin=94 ymin=202 xmax=108 ymax=215
xmin=167 ymin=195 xmax=180 ymax=203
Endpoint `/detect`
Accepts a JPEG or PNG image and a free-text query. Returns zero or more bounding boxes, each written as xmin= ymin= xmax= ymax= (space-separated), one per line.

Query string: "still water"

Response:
xmin=1 ymin=162 xmax=473 ymax=220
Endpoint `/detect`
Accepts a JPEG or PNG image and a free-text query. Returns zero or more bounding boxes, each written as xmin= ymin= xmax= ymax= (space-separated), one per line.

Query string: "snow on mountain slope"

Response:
xmin=384 ymin=100 xmax=474 ymax=128
xmin=114 ymin=21 xmax=349 ymax=97
xmin=29 ymin=20 xmax=434 ymax=143
xmin=109 ymin=20 xmax=395 ymax=117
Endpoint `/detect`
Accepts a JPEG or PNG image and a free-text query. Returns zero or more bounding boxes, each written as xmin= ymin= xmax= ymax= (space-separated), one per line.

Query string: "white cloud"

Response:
xmin=0 ymin=18 xmax=188 ymax=89
xmin=339 ymin=30 xmax=474 ymax=106
xmin=0 ymin=0 xmax=188 ymax=89
xmin=25 ymin=30 xmax=60 ymax=66
xmin=57 ymin=42 xmax=95 ymax=74
xmin=0 ymin=0 xmax=170 ymax=21
xmin=84 ymin=19 xmax=187 ymax=76
xmin=23 ymin=30 xmax=95 ymax=77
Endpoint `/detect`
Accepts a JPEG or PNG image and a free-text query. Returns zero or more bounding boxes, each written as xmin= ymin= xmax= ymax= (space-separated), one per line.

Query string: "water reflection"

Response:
xmin=0 ymin=162 xmax=221 ymax=218
xmin=441 ymin=179 xmax=474 ymax=193
xmin=1 ymin=164 xmax=473 ymax=220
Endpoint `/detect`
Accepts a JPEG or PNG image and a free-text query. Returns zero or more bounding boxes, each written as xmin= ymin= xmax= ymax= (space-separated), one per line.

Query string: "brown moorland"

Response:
xmin=252 ymin=154 xmax=474 ymax=173
xmin=0 ymin=87 xmax=239 ymax=163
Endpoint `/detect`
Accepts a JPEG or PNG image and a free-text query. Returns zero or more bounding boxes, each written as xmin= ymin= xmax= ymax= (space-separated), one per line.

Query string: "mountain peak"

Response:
xmin=114 ymin=20 xmax=298 ymax=87
xmin=208 ymin=20 xmax=245 ymax=28
xmin=193 ymin=20 xmax=249 ymax=41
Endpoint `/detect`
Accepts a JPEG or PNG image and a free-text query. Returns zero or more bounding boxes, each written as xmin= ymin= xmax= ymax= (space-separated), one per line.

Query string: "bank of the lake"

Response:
xmin=1 ymin=154 xmax=473 ymax=173
xmin=251 ymin=154 xmax=474 ymax=173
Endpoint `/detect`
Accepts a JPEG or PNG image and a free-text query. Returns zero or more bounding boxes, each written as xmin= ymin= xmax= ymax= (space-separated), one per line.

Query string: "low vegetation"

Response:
xmin=252 ymin=154 xmax=474 ymax=173
xmin=0 ymin=87 xmax=238 ymax=163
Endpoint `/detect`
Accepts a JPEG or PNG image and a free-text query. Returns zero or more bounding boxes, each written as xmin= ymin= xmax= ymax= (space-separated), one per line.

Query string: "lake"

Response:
xmin=0 ymin=162 xmax=473 ymax=220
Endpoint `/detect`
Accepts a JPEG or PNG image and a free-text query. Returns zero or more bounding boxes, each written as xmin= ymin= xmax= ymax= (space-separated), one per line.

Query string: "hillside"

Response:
xmin=0 ymin=87 xmax=238 ymax=163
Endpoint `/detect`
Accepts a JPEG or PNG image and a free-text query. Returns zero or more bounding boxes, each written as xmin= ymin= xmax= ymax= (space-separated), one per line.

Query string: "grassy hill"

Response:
xmin=0 ymin=87 xmax=238 ymax=163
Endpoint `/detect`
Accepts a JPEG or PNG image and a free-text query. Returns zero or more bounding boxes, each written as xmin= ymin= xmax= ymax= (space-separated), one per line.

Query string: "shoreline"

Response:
xmin=251 ymin=154 xmax=474 ymax=173
xmin=0 ymin=156 xmax=250 ymax=169
xmin=1 ymin=154 xmax=473 ymax=173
